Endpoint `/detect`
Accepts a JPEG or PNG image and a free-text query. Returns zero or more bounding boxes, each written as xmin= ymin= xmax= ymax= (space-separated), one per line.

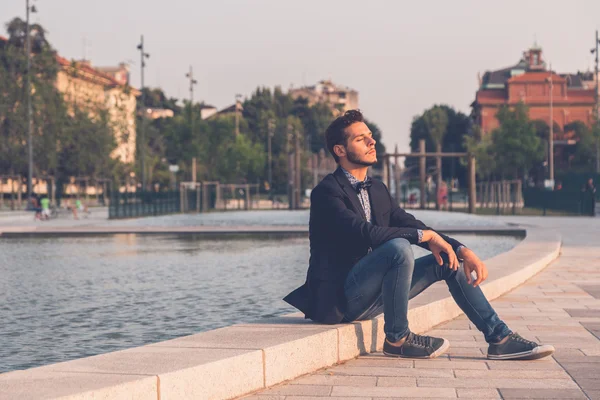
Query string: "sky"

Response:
xmin=1 ymin=0 xmax=600 ymax=153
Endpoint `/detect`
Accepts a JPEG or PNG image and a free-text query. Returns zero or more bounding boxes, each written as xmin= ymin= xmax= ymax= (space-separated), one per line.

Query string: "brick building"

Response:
xmin=472 ymin=45 xmax=597 ymax=135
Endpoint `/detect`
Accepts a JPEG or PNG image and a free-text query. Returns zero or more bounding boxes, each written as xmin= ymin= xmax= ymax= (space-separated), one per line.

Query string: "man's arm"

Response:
xmin=384 ymin=185 xmax=465 ymax=252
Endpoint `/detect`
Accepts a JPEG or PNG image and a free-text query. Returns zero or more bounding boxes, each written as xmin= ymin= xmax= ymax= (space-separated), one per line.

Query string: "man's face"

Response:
xmin=335 ymin=122 xmax=377 ymax=167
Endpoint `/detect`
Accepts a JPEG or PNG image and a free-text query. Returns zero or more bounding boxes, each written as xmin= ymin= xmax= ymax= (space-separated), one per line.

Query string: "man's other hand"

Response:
xmin=422 ymin=230 xmax=459 ymax=270
xmin=460 ymin=247 xmax=489 ymax=287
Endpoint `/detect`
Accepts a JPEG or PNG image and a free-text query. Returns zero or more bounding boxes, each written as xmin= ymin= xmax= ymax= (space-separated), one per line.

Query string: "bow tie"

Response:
xmin=355 ymin=178 xmax=372 ymax=193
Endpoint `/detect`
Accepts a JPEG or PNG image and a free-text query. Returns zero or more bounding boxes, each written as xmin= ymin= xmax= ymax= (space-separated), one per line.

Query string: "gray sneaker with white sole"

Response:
xmin=487 ymin=333 xmax=555 ymax=360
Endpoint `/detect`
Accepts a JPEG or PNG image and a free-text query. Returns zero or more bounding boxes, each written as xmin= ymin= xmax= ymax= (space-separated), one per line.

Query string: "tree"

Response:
xmin=563 ymin=121 xmax=596 ymax=172
xmin=407 ymin=105 xmax=470 ymax=183
xmin=464 ymin=133 xmax=496 ymax=180
xmin=490 ymin=103 xmax=544 ymax=179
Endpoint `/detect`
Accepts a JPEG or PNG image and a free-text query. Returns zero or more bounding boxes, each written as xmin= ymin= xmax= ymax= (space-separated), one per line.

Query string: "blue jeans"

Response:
xmin=343 ymin=238 xmax=511 ymax=343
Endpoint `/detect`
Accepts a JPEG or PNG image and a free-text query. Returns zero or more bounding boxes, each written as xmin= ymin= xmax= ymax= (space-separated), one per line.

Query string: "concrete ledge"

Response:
xmin=0 ymin=225 xmax=526 ymax=237
xmin=0 ymin=227 xmax=560 ymax=400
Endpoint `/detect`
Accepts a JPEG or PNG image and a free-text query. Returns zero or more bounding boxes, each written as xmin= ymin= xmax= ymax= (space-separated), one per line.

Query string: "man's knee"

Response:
xmin=383 ymin=238 xmax=414 ymax=264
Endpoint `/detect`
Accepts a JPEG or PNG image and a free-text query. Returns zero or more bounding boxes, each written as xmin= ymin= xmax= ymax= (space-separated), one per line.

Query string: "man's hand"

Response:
xmin=460 ymin=247 xmax=489 ymax=287
xmin=422 ymin=230 xmax=459 ymax=270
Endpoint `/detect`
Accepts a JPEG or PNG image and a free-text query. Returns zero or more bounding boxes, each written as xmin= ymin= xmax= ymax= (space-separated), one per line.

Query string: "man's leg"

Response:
xmin=409 ymin=254 xmax=511 ymax=343
xmin=343 ymin=238 xmax=414 ymax=342
xmin=344 ymin=246 xmax=553 ymax=359
xmin=343 ymin=238 xmax=449 ymax=358
xmin=410 ymin=254 xmax=555 ymax=360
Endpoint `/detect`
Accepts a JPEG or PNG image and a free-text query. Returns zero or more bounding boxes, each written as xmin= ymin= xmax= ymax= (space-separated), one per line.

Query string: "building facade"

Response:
xmin=56 ymin=58 xmax=139 ymax=164
xmin=289 ymin=79 xmax=359 ymax=115
xmin=472 ymin=46 xmax=597 ymax=135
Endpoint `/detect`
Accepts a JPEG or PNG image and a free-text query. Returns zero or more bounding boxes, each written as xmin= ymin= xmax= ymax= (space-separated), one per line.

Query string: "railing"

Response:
xmin=109 ymin=191 xmax=180 ymax=219
xmin=523 ymin=188 xmax=596 ymax=216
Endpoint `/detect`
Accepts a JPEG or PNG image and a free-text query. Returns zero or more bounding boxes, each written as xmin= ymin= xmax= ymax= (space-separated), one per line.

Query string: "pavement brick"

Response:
xmin=319 ymin=366 xmax=453 ymax=378
xmin=574 ymin=378 xmax=600 ymax=390
xmin=413 ymin=360 xmax=487 ymax=370
xmin=331 ymin=386 xmax=457 ymax=397
xmin=342 ymin=357 xmax=414 ymax=369
xmin=586 ymin=391 xmax=600 ymax=400
xmin=417 ymin=377 xmax=578 ymax=389
xmin=260 ymin=384 xmax=332 ymax=396
xmin=498 ymin=388 xmax=587 ymax=399
xmin=454 ymin=369 xmax=569 ymax=379
xmin=456 ymin=388 xmax=500 ymax=399
xmin=375 ymin=377 xmax=418 ymax=387
xmin=290 ymin=375 xmax=377 ymax=386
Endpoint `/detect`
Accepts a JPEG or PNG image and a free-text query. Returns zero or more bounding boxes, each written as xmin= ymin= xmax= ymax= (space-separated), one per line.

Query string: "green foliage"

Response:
xmin=423 ymin=105 xmax=448 ymax=148
xmin=408 ymin=105 xmax=470 ymax=181
xmin=464 ymin=133 xmax=495 ymax=179
xmin=1 ymin=17 xmax=122 ymax=193
xmin=491 ymin=103 xmax=544 ymax=178
xmin=563 ymin=121 xmax=596 ymax=171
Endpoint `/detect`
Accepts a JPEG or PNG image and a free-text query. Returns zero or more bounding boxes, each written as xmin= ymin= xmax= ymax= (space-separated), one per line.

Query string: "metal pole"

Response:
xmin=267 ymin=119 xmax=274 ymax=196
xmin=235 ymin=94 xmax=241 ymax=136
xmin=595 ymin=30 xmax=600 ymax=174
xmin=468 ymin=154 xmax=476 ymax=214
xmin=186 ymin=65 xmax=197 ymax=136
xmin=419 ymin=139 xmax=426 ymax=209
xmin=549 ymin=64 xmax=554 ymax=181
xmin=138 ymin=35 xmax=147 ymax=191
xmin=435 ymin=142 xmax=442 ymax=210
xmin=294 ymin=129 xmax=301 ymax=209
xmin=26 ymin=0 xmax=33 ymax=207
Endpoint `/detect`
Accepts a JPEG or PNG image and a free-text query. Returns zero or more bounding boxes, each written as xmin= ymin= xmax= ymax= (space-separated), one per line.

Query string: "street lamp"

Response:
xmin=137 ymin=36 xmax=150 ymax=191
xmin=235 ymin=94 xmax=242 ymax=136
xmin=185 ymin=66 xmax=197 ymax=133
xmin=591 ymin=30 xmax=600 ymax=173
xmin=25 ymin=0 xmax=37 ymax=208
xmin=267 ymin=119 xmax=275 ymax=197
xmin=546 ymin=64 xmax=554 ymax=182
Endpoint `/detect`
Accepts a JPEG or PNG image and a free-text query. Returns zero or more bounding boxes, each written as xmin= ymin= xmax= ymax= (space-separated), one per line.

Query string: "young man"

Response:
xmin=284 ymin=110 xmax=554 ymax=360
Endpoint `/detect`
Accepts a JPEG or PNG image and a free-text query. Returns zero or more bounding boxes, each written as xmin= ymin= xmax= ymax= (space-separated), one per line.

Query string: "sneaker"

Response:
xmin=383 ymin=332 xmax=450 ymax=359
xmin=487 ymin=333 xmax=555 ymax=360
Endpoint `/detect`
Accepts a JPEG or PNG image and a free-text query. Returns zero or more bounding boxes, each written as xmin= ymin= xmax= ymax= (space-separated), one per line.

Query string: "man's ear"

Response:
xmin=333 ymin=144 xmax=346 ymax=159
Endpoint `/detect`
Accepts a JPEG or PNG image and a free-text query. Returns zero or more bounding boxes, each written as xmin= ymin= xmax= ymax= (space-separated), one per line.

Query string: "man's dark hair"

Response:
xmin=325 ymin=109 xmax=364 ymax=163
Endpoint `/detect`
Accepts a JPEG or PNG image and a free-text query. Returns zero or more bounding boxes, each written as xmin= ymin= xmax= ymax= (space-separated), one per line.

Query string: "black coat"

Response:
xmin=283 ymin=167 xmax=464 ymax=324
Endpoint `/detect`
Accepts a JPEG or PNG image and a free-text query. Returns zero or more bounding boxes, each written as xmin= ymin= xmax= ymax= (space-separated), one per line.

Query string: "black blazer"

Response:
xmin=283 ymin=167 xmax=464 ymax=324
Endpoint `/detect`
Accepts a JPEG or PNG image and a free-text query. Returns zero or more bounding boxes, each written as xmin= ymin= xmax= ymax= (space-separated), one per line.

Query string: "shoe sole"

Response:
xmin=383 ymin=338 xmax=450 ymax=359
xmin=487 ymin=344 xmax=555 ymax=361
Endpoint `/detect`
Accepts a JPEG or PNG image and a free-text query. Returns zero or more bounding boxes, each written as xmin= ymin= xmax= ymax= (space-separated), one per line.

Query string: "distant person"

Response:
xmin=40 ymin=196 xmax=50 ymax=220
xmin=583 ymin=178 xmax=596 ymax=216
xmin=284 ymin=110 xmax=554 ymax=360
xmin=31 ymin=196 xmax=42 ymax=220
xmin=408 ymin=192 xmax=417 ymax=206
xmin=555 ymin=181 xmax=562 ymax=191
xmin=437 ymin=181 xmax=448 ymax=210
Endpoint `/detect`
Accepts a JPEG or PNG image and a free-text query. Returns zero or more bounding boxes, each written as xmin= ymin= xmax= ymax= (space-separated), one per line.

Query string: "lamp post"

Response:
xmin=267 ymin=119 xmax=275 ymax=197
xmin=185 ymin=65 xmax=197 ymax=133
xmin=591 ymin=30 xmax=600 ymax=173
xmin=546 ymin=64 xmax=554 ymax=182
xmin=25 ymin=0 xmax=37 ymax=208
xmin=234 ymin=94 xmax=242 ymax=136
xmin=137 ymin=36 xmax=150 ymax=191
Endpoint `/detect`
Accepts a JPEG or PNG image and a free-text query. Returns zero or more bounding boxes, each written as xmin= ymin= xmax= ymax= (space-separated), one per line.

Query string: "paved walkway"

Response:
xmin=243 ymin=216 xmax=600 ymax=400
